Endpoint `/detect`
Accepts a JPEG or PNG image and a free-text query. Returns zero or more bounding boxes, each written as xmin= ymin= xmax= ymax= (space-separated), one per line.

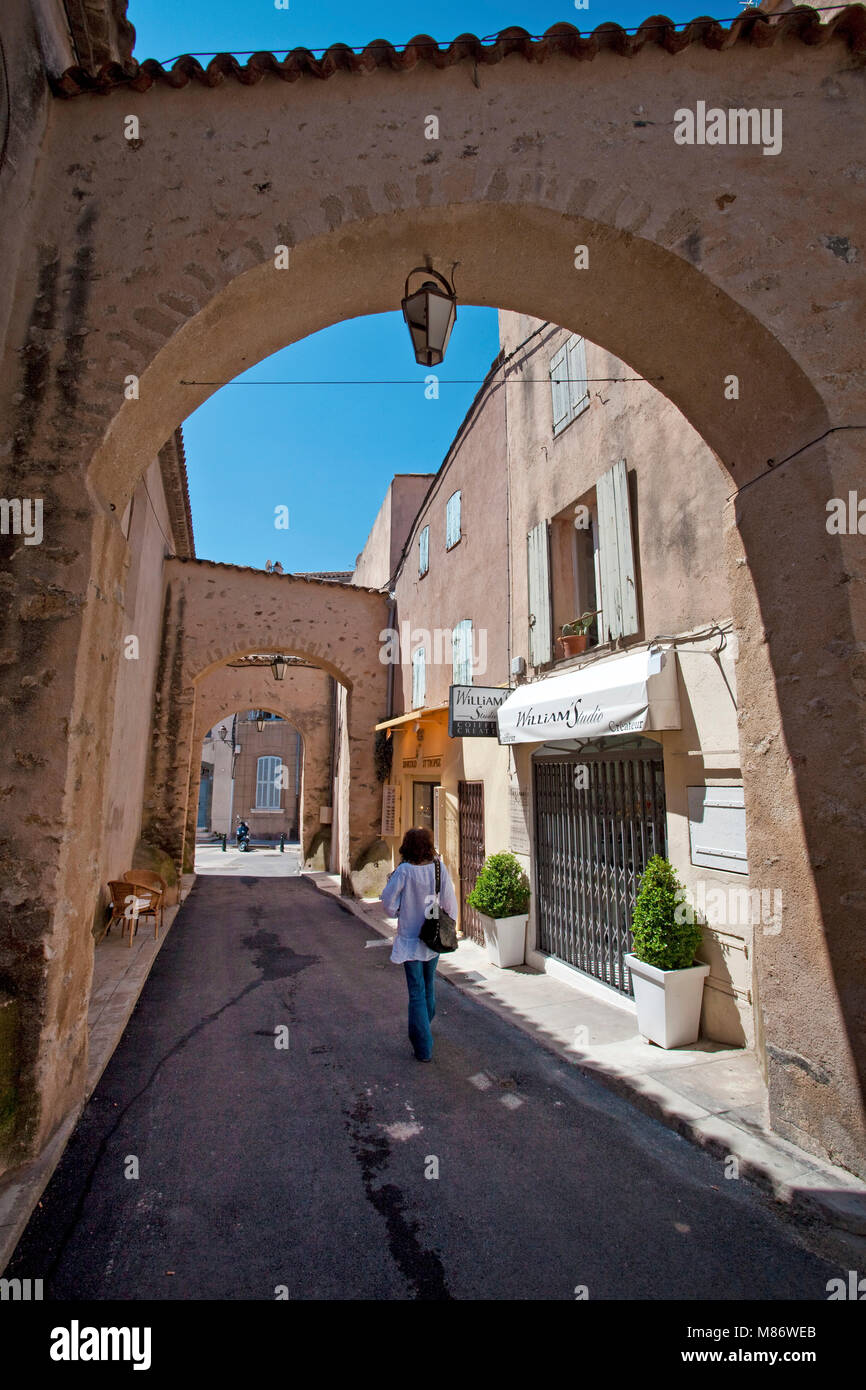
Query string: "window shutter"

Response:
xmin=419 ymin=526 xmax=429 ymax=576
xmin=596 ymin=458 xmax=638 ymax=641
xmin=256 ymin=755 xmax=281 ymax=810
xmin=452 ymin=619 xmax=473 ymax=685
xmin=412 ymin=646 xmax=426 ymax=707
xmin=527 ymin=522 xmax=552 ymax=665
xmin=446 ymin=491 xmax=461 ymax=548
xmin=566 ymin=334 xmax=589 ymax=417
xmin=549 ymin=346 xmax=569 ymax=433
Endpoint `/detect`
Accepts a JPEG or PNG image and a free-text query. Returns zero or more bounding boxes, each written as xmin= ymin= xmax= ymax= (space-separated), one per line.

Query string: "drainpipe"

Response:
xmin=385 ymin=594 xmax=396 ymax=720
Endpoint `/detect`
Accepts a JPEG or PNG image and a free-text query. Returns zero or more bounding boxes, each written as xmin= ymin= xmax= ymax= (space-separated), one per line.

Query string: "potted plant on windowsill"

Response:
xmin=466 ymin=852 xmax=531 ymax=968
xmin=559 ymin=610 xmax=598 ymax=658
xmin=624 ymin=855 xmax=709 ymax=1048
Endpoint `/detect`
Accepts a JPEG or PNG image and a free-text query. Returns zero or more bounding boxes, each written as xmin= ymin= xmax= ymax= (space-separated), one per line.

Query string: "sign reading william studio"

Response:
xmin=449 ymin=685 xmax=512 ymax=738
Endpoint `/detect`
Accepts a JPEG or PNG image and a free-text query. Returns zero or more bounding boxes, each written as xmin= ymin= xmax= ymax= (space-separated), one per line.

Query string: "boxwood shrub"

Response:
xmin=467 ymin=852 xmax=530 ymax=919
xmin=630 ymin=855 xmax=703 ymax=971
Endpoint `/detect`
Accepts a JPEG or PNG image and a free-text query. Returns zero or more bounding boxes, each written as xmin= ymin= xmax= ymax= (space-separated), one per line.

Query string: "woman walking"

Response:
xmin=381 ymin=827 xmax=459 ymax=1062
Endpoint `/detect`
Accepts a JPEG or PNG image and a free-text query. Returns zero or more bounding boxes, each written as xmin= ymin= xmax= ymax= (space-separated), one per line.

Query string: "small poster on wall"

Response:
xmin=509 ymin=785 xmax=531 ymax=856
xmin=381 ymin=784 xmax=402 ymax=838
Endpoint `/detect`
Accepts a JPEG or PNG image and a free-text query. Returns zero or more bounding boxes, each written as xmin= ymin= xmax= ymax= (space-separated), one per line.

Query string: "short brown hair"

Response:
xmin=399 ymin=826 xmax=435 ymax=864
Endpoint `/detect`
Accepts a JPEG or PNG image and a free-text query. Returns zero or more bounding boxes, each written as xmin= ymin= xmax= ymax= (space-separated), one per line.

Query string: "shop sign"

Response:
xmin=449 ymin=685 xmax=512 ymax=738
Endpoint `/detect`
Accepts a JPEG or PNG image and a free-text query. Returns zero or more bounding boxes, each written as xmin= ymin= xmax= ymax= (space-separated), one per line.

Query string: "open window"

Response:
xmin=548 ymin=458 xmax=639 ymax=657
xmin=550 ymin=493 xmax=602 ymax=651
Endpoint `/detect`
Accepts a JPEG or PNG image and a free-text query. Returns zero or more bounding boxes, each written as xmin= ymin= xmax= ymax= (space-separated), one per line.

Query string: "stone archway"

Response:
xmin=1 ymin=15 xmax=864 ymax=1174
xmin=189 ymin=662 xmax=337 ymax=867
xmin=143 ymin=558 xmax=388 ymax=879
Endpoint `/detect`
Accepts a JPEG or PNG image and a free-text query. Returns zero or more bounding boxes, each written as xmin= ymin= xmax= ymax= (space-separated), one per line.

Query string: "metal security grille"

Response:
xmin=533 ymin=751 xmax=667 ymax=994
xmin=458 ymin=781 xmax=486 ymax=945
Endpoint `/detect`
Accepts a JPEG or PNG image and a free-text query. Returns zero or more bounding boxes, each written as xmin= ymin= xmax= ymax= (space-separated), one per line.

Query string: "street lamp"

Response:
xmin=401 ymin=267 xmax=457 ymax=367
xmin=271 ymin=655 xmax=288 ymax=682
xmin=256 ymin=713 xmax=267 ymax=733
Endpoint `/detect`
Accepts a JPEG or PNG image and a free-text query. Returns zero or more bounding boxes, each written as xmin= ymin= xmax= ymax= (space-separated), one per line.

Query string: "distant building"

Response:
xmin=198 ymin=711 xmax=303 ymax=843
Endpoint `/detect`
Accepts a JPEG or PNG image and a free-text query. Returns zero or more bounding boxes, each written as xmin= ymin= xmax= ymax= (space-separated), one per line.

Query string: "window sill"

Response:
xmin=544 ymin=643 xmax=610 ymax=672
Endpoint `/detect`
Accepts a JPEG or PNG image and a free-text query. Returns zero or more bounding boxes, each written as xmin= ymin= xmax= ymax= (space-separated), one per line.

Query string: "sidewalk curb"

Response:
xmin=310 ymin=874 xmax=866 ymax=1263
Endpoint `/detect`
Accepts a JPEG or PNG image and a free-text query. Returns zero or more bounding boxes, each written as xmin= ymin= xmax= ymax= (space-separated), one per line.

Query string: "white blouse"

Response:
xmin=380 ymin=859 xmax=460 ymax=963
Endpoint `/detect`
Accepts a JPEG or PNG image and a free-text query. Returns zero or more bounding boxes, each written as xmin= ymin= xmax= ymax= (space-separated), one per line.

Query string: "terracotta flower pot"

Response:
xmin=561 ymin=632 xmax=588 ymax=657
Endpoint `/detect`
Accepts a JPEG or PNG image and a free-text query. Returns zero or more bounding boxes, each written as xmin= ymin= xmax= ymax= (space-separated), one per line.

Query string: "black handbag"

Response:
xmin=420 ymin=858 xmax=459 ymax=954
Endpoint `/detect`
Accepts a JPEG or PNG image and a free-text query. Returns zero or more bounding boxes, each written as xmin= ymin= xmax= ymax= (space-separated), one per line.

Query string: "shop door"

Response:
xmin=412 ymin=781 xmax=439 ymax=832
xmin=458 ymin=781 xmax=486 ymax=946
xmin=533 ymin=750 xmax=666 ymax=995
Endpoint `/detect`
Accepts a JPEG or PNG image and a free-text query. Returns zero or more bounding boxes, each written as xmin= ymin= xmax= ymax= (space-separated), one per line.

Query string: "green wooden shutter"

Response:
xmin=596 ymin=458 xmax=638 ymax=642
xmin=527 ymin=521 xmax=552 ymax=665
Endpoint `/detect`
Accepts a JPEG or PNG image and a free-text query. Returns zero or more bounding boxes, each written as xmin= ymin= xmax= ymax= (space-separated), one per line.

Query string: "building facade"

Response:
xmin=198 ymin=712 xmax=303 ymax=843
xmin=371 ymin=313 xmax=752 ymax=1047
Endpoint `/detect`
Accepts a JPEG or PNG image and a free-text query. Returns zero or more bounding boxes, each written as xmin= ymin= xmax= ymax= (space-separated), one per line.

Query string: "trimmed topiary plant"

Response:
xmin=630 ymin=855 xmax=702 ymax=971
xmin=467 ymin=852 xmax=530 ymax=919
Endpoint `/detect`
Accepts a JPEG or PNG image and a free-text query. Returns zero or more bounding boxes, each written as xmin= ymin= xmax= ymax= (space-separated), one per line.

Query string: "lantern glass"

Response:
xmin=402 ymin=279 xmax=457 ymax=367
xmin=256 ymin=715 xmax=266 ymax=732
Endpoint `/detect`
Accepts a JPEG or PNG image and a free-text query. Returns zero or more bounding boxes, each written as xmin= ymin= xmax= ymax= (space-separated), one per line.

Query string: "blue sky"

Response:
xmin=128 ymin=0 xmax=723 ymax=572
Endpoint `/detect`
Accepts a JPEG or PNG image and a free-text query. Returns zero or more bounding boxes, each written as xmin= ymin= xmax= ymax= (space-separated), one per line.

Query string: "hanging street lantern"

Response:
xmin=401 ymin=267 xmax=457 ymax=367
xmin=256 ymin=713 xmax=267 ymax=733
xmin=271 ymin=655 xmax=288 ymax=682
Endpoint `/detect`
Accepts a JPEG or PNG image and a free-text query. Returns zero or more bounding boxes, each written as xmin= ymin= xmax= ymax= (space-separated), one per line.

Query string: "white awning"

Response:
xmin=497 ymin=645 xmax=680 ymax=745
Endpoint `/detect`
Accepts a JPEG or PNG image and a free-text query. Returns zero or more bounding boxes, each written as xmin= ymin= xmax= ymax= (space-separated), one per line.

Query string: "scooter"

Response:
xmin=236 ymin=824 xmax=251 ymax=852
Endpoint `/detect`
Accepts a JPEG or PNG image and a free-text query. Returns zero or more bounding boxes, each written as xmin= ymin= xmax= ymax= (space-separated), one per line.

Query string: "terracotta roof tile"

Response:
xmin=53 ymin=9 xmax=866 ymax=96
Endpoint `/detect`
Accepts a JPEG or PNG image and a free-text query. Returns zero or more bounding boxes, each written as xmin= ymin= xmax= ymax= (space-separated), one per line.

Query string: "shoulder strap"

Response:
xmin=435 ymin=857 xmax=441 ymax=894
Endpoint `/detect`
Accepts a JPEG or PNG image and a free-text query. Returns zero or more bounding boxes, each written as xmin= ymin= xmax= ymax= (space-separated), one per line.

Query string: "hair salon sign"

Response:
xmin=449 ymin=685 xmax=512 ymax=738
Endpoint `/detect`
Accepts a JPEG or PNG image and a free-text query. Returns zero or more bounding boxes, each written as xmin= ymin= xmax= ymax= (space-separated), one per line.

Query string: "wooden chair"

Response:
xmin=106 ymin=880 xmax=159 ymax=947
xmin=122 ymin=869 xmax=167 ymax=935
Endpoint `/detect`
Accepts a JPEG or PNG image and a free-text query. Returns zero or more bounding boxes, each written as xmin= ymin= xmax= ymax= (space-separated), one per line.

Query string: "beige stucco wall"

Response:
xmin=353 ymin=474 xmax=434 ymax=590
xmin=502 ymin=314 xmax=733 ymax=666
xmin=101 ymin=456 xmax=175 ymax=885
xmin=390 ymin=372 xmax=510 ymax=714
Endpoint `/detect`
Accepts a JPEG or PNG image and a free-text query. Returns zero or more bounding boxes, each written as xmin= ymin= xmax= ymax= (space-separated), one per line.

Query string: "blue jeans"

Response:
xmin=403 ymin=958 xmax=438 ymax=1060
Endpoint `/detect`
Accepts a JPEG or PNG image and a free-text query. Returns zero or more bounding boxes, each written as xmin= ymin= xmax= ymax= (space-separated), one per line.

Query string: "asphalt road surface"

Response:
xmin=8 ymin=875 xmax=839 ymax=1301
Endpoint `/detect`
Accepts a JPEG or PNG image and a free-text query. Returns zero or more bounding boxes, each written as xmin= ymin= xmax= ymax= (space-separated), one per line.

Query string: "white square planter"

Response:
xmin=624 ymin=953 xmax=710 ymax=1049
xmin=480 ymin=913 xmax=528 ymax=969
